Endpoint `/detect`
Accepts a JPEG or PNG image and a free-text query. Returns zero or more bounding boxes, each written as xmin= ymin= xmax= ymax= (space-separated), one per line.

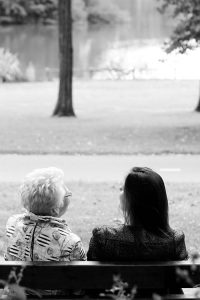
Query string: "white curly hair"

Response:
xmin=20 ymin=167 xmax=65 ymax=216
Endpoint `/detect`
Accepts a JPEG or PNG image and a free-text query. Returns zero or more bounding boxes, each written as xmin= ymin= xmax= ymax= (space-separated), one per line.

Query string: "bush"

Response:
xmin=29 ymin=3 xmax=46 ymax=21
xmin=0 ymin=0 xmax=27 ymax=24
xmin=0 ymin=0 xmax=129 ymax=25
xmin=0 ymin=16 xmax=15 ymax=25
xmin=0 ymin=0 xmax=58 ymax=24
xmin=28 ymin=0 xmax=58 ymax=22
xmin=85 ymin=0 xmax=130 ymax=24
xmin=10 ymin=3 xmax=27 ymax=24
xmin=72 ymin=0 xmax=87 ymax=23
xmin=0 ymin=48 xmax=24 ymax=82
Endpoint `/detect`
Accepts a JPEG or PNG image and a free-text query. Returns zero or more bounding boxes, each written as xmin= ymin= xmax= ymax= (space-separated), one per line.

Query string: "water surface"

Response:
xmin=1 ymin=0 xmax=197 ymax=80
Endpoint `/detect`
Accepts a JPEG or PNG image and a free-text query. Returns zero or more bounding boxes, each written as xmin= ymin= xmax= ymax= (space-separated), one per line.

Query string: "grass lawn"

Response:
xmin=0 ymin=181 xmax=199 ymax=257
xmin=0 ymin=80 xmax=200 ymax=154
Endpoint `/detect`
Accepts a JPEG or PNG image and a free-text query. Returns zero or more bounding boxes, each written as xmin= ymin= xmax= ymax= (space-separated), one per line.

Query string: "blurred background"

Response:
xmin=1 ymin=0 xmax=199 ymax=82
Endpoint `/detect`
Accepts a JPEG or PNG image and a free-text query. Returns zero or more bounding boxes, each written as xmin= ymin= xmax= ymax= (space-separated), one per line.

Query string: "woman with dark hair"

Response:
xmin=87 ymin=167 xmax=187 ymax=261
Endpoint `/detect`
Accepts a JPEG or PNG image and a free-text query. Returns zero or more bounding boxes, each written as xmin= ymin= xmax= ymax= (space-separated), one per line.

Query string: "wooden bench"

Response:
xmin=0 ymin=261 xmax=200 ymax=300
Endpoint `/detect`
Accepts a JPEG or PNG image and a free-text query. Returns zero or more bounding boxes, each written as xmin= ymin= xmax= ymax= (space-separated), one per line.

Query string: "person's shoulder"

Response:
xmin=171 ymin=228 xmax=188 ymax=260
xmin=49 ymin=222 xmax=81 ymax=244
xmin=172 ymin=229 xmax=186 ymax=241
xmin=68 ymin=232 xmax=82 ymax=244
xmin=6 ymin=213 xmax=24 ymax=226
xmin=92 ymin=224 xmax=125 ymax=240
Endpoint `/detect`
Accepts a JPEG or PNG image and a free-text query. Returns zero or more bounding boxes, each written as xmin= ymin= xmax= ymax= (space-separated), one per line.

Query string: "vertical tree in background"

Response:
xmin=158 ymin=0 xmax=200 ymax=112
xmin=53 ymin=0 xmax=75 ymax=116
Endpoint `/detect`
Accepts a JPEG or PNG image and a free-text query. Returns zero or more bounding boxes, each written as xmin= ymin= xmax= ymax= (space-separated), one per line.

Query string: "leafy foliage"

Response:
xmin=72 ymin=0 xmax=87 ymax=23
xmin=0 ymin=0 xmax=58 ymax=24
xmin=158 ymin=0 xmax=200 ymax=53
xmin=0 ymin=48 xmax=23 ymax=82
xmin=85 ymin=0 xmax=129 ymax=25
xmin=0 ymin=0 xmax=128 ymax=25
xmin=28 ymin=0 xmax=57 ymax=23
xmin=0 ymin=0 xmax=27 ymax=24
xmin=0 ymin=266 xmax=40 ymax=300
xmin=100 ymin=274 xmax=137 ymax=300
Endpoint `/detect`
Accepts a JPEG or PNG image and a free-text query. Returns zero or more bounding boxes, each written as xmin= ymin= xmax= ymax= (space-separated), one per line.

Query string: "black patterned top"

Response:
xmin=87 ymin=225 xmax=188 ymax=261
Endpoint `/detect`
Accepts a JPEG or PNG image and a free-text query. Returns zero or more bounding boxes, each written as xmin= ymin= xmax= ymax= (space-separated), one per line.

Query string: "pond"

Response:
xmin=0 ymin=0 xmax=199 ymax=80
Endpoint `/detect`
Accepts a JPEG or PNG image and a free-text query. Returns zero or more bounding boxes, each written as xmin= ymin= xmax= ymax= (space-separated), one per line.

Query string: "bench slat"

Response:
xmin=0 ymin=261 xmax=199 ymax=290
xmin=27 ymin=296 xmax=199 ymax=300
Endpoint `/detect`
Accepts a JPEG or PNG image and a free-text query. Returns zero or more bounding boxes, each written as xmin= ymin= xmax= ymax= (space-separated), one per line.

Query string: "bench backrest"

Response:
xmin=0 ymin=261 xmax=199 ymax=291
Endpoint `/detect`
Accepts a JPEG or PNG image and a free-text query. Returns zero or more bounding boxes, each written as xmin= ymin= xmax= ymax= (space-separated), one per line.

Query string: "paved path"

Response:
xmin=0 ymin=154 xmax=199 ymax=182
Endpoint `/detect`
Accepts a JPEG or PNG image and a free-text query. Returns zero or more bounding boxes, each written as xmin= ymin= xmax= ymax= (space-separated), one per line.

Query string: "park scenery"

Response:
xmin=0 ymin=0 xmax=200 ymax=260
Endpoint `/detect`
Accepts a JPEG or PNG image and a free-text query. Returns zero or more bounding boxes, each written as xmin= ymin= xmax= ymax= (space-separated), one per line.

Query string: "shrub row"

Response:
xmin=0 ymin=0 xmax=129 ymax=25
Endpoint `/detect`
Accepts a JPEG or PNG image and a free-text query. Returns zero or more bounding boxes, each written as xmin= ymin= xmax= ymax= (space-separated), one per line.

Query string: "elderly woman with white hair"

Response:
xmin=4 ymin=167 xmax=86 ymax=262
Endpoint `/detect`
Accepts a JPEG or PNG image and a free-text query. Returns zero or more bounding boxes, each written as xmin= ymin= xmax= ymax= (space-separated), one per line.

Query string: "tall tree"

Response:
xmin=158 ymin=0 xmax=200 ymax=111
xmin=53 ymin=0 xmax=75 ymax=117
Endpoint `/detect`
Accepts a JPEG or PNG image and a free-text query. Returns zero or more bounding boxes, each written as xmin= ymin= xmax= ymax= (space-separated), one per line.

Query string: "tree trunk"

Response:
xmin=53 ymin=0 xmax=75 ymax=117
xmin=195 ymin=80 xmax=200 ymax=112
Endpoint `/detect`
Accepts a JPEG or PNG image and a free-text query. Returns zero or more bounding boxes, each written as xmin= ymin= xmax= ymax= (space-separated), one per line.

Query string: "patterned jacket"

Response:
xmin=4 ymin=212 xmax=86 ymax=262
xmin=87 ymin=225 xmax=188 ymax=261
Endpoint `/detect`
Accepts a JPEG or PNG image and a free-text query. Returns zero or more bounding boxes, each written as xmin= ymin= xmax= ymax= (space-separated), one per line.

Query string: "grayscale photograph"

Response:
xmin=0 ymin=0 xmax=199 ymax=299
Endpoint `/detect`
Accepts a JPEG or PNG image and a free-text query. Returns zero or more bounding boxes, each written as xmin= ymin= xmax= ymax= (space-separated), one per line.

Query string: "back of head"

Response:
xmin=124 ymin=167 xmax=170 ymax=236
xmin=20 ymin=167 xmax=64 ymax=216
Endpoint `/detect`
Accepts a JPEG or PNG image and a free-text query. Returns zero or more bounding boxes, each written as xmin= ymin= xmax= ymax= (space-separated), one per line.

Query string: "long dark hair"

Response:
xmin=123 ymin=167 xmax=172 ymax=237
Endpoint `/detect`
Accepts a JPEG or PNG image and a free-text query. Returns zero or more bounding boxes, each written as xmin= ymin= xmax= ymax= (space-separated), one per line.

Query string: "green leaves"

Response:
xmin=158 ymin=0 xmax=200 ymax=53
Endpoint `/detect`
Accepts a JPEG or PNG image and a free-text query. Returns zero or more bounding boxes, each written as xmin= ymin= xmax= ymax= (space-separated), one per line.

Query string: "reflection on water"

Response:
xmin=0 ymin=0 xmax=198 ymax=80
